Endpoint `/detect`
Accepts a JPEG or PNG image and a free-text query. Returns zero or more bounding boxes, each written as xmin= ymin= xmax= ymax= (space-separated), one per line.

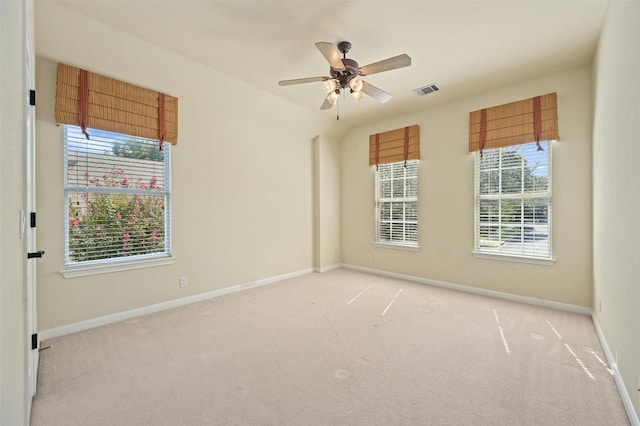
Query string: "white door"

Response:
xmin=24 ymin=0 xmax=39 ymax=403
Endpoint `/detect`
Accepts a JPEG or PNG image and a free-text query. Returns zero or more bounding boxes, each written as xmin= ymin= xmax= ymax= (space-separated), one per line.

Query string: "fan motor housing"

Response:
xmin=330 ymin=58 xmax=359 ymax=88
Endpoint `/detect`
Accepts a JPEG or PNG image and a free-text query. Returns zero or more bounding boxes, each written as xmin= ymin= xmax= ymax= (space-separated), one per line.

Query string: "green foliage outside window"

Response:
xmin=112 ymin=139 xmax=164 ymax=162
xmin=67 ymin=137 xmax=167 ymax=263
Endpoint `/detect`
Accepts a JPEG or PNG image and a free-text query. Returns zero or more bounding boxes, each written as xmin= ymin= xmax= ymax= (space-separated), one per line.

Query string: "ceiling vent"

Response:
xmin=413 ymin=83 xmax=440 ymax=96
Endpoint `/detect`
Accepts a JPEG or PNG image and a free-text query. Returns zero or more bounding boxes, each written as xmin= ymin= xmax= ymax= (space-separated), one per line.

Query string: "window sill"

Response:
xmin=60 ymin=255 xmax=175 ymax=278
xmin=471 ymin=251 xmax=555 ymax=265
xmin=373 ymin=242 xmax=419 ymax=251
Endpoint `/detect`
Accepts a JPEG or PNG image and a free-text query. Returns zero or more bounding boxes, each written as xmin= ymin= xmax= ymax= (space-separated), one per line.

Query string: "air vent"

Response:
xmin=413 ymin=83 xmax=440 ymax=96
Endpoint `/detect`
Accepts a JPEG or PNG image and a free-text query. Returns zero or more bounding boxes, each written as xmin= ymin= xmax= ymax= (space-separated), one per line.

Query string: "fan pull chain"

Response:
xmin=336 ymin=96 xmax=340 ymax=120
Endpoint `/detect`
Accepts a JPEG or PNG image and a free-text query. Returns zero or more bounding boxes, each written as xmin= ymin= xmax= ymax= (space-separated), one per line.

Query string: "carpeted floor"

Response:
xmin=30 ymin=269 xmax=629 ymax=425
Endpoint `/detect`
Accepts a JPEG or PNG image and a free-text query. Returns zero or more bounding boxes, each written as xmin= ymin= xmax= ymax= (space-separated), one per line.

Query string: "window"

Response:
xmin=375 ymin=160 xmax=418 ymax=247
xmin=475 ymin=141 xmax=551 ymax=260
xmin=64 ymin=125 xmax=171 ymax=267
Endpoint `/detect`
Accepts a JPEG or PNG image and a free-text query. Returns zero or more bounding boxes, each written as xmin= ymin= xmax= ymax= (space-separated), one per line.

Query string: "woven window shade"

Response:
xmin=369 ymin=125 xmax=420 ymax=166
xmin=55 ymin=63 xmax=178 ymax=144
xmin=469 ymin=92 xmax=558 ymax=152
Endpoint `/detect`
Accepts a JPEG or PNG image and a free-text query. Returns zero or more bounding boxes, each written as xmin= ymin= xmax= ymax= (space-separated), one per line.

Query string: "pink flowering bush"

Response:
xmin=68 ymin=166 xmax=165 ymax=262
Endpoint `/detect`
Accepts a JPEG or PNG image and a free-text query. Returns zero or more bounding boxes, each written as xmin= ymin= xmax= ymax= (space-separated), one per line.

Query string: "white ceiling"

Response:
xmin=50 ymin=0 xmax=609 ymax=130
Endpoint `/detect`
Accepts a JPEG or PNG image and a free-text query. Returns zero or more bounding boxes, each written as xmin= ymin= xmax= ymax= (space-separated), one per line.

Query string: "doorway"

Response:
xmin=23 ymin=0 xmax=39 ymax=409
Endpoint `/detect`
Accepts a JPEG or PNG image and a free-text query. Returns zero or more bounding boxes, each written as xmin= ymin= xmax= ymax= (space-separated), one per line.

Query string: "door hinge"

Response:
xmin=27 ymin=250 xmax=45 ymax=259
xmin=30 ymin=212 xmax=36 ymax=228
xmin=29 ymin=90 xmax=36 ymax=106
xmin=31 ymin=333 xmax=38 ymax=350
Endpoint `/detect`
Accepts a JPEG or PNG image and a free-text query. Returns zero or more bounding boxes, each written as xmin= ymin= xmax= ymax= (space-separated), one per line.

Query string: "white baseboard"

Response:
xmin=313 ymin=263 xmax=343 ymax=273
xmin=343 ymin=264 xmax=592 ymax=315
xmin=39 ymin=263 xmax=639 ymax=423
xmin=592 ymin=313 xmax=640 ymax=426
xmin=40 ymin=264 xmax=638 ymax=423
xmin=343 ymin=264 xmax=638 ymax=424
xmin=40 ymin=267 xmax=314 ymax=341
xmin=40 ymin=263 xmax=590 ymax=338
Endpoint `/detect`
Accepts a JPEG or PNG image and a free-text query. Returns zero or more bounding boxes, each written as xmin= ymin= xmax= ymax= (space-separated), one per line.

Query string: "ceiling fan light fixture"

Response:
xmin=327 ymin=90 xmax=340 ymax=105
xmin=322 ymin=79 xmax=337 ymax=94
xmin=279 ymin=41 xmax=411 ymax=112
xmin=349 ymin=77 xmax=364 ymax=92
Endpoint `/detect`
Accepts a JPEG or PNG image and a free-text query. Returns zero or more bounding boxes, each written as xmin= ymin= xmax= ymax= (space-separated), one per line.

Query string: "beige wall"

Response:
xmin=34 ymin=2 xmax=326 ymax=330
xmin=341 ymin=66 xmax=593 ymax=307
xmin=2 ymin=0 xmax=634 ymax=423
xmin=313 ymin=135 xmax=342 ymax=271
xmin=0 ymin=1 xmax=29 ymax=424
xmin=592 ymin=0 xmax=640 ymax=419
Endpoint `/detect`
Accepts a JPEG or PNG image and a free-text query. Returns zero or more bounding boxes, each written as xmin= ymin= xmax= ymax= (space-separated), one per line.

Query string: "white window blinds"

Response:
xmin=475 ymin=141 xmax=551 ymax=259
xmin=64 ymin=125 xmax=171 ymax=266
xmin=375 ymin=160 xmax=419 ymax=247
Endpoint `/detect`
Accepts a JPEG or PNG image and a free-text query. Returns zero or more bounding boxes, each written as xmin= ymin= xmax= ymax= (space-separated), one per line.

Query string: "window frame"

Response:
xmin=374 ymin=160 xmax=419 ymax=249
xmin=62 ymin=125 xmax=173 ymax=277
xmin=473 ymin=141 xmax=554 ymax=264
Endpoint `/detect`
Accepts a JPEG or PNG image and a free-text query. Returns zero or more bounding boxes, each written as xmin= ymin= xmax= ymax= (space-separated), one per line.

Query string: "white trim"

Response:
xmin=373 ymin=242 xmax=419 ymax=251
xmin=375 ymin=160 xmax=419 ymax=248
xmin=41 ymin=267 xmax=313 ymax=341
xmin=60 ymin=256 xmax=175 ymax=278
xmin=40 ymin=264 xmax=638 ymax=424
xmin=474 ymin=142 xmax=553 ymax=264
xmin=342 ymin=264 xmax=591 ymax=315
xmin=592 ymin=313 xmax=640 ymax=426
xmin=313 ymin=264 xmax=343 ymax=273
xmin=472 ymin=251 xmax=556 ymax=265
xmin=343 ymin=265 xmax=638 ymax=423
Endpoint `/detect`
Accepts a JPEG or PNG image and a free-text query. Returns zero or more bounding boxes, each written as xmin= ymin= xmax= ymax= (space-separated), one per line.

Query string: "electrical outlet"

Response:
xmin=179 ymin=276 xmax=188 ymax=288
xmin=367 ymin=254 xmax=372 ymax=262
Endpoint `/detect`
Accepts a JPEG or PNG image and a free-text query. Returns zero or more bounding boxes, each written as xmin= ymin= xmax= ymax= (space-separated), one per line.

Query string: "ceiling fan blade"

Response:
xmin=278 ymin=76 xmax=330 ymax=86
xmin=361 ymin=81 xmax=392 ymax=103
xmin=320 ymin=94 xmax=335 ymax=110
xmin=315 ymin=42 xmax=345 ymax=70
xmin=359 ymin=54 xmax=412 ymax=76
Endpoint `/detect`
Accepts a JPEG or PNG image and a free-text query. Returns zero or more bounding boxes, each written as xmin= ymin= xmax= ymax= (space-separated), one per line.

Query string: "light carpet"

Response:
xmin=30 ymin=269 xmax=629 ymax=425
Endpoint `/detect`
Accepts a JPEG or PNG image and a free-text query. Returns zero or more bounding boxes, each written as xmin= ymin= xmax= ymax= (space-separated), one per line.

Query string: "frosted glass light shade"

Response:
xmin=322 ymin=79 xmax=337 ymax=94
xmin=327 ymin=90 xmax=340 ymax=105
xmin=349 ymin=77 xmax=363 ymax=92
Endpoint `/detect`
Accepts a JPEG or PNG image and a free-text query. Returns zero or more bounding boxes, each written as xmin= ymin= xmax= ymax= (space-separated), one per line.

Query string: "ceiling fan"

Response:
xmin=278 ymin=41 xmax=411 ymax=110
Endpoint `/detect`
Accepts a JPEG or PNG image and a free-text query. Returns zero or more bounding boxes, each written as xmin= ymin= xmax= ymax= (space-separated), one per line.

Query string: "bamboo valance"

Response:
xmin=369 ymin=125 xmax=420 ymax=167
xmin=55 ymin=63 xmax=178 ymax=145
xmin=469 ymin=92 xmax=558 ymax=152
